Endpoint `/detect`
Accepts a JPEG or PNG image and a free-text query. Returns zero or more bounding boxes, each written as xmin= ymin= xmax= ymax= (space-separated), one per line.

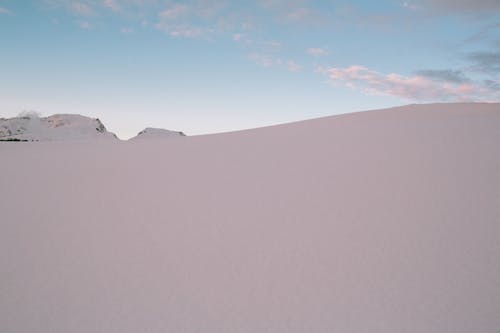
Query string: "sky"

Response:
xmin=0 ymin=0 xmax=499 ymax=139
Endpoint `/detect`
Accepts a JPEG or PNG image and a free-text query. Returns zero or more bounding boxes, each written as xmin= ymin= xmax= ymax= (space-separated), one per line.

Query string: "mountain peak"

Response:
xmin=130 ymin=127 xmax=186 ymax=140
xmin=0 ymin=114 xmax=118 ymax=141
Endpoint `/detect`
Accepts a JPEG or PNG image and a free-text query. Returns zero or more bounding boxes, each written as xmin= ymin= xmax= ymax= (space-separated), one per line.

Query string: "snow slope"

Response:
xmin=0 ymin=114 xmax=118 ymax=141
xmin=1 ymin=103 xmax=499 ymax=333
xmin=129 ymin=127 xmax=186 ymax=140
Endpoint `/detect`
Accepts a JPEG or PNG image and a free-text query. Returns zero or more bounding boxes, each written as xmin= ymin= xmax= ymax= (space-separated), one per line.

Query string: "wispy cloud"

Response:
xmin=78 ymin=20 xmax=92 ymax=29
xmin=285 ymin=6 xmax=317 ymax=23
xmin=45 ymin=0 xmax=154 ymax=18
xmin=232 ymin=33 xmax=257 ymax=46
xmin=323 ymin=65 xmax=499 ymax=102
xmin=415 ymin=69 xmax=470 ymax=83
xmin=249 ymin=53 xmax=280 ymax=67
xmin=0 ymin=7 xmax=13 ymax=15
xmin=154 ymin=1 xmax=234 ymax=38
xmin=249 ymin=53 xmax=302 ymax=72
xmin=259 ymin=0 xmax=326 ymax=25
xmin=415 ymin=0 xmax=500 ymax=15
xmin=467 ymin=50 xmax=500 ymax=73
xmin=287 ymin=60 xmax=302 ymax=72
xmin=463 ymin=23 xmax=500 ymax=44
xmin=306 ymin=47 xmax=328 ymax=56
xmin=401 ymin=2 xmax=419 ymax=11
xmin=103 ymin=0 xmax=120 ymax=11
xmin=158 ymin=4 xmax=189 ymax=20
xmin=169 ymin=25 xmax=206 ymax=38
xmin=71 ymin=2 xmax=94 ymax=16
xmin=120 ymin=26 xmax=134 ymax=34
xmin=233 ymin=33 xmax=244 ymax=41
xmin=483 ymin=79 xmax=500 ymax=90
xmin=156 ymin=4 xmax=203 ymax=38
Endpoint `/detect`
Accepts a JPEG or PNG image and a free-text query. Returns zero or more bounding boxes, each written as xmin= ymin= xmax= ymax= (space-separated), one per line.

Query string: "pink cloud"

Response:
xmin=324 ymin=65 xmax=499 ymax=102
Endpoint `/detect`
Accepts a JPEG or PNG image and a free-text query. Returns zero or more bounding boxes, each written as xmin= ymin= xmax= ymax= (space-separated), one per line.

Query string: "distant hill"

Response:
xmin=0 ymin=114 xmax=118 ymax=141
xmin=129 ymin=127 xmax=186 ymax=140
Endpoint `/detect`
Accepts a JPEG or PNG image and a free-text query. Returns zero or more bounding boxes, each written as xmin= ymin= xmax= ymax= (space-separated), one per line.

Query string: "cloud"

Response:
xmin=156 ymin=4 xmax=203 ymax=37
xmin=120 ymin=26 xmax=134 ymax=34
xmin=259 ymin=0 xmax=283 ymax=7
xmin=103 ymin=0 xmax=120 ymax=11
xmin=233 ymin=33 xmax=244 ymax=41
xmin=484 ymin=79 xmax=500 ymax=90
xmin=463 ymin=23 xmax=500 ymax=44
xmin=418 ymin=0 xmax=500 ymax=15
xmin=285 ymin=7 xmax=316 ymax=22
xmin=71 ymin=2 xmax=94 ymax=16
xmin=154 ymin=1 xmax=234 ymax=38
xmin=169 ymin=25 xmax=206 ymax=38
xmin=259 ymin=0 xmax=325 ymax=25
xmin=45 ymin=0 xmax=164 ymax=18
xmin=248 ymin=53 xmax=303 ymax=72
xmin=232 ymin=33 xmax=256 ymax=46
xmin=194 ymin=0 xmax=228 ymax=19
xmin=402 ymin=2 xmax=419 ymax=11
xmin=155 ymin=5 xmax=212 ymax=38
xmin=287 ymin=60 xmax=302 ymax=72
xmin=415 ymin=69 xmax=470 ymax=83
xmin=467 ymin=50 xmax=500 ymax=73
xmin=249 ymin=53 xmax=280 ymax=67
xmin=78 ymin=20 xmax=92 ymax=29
xmin=324 ymin=65 xmax=499 ymax=102
xmin=158 ymin=4 xmax=189 ymax=20
xmin=306 ymin=47 xmax=328 ymax=56
xmin=0 ymin=7 xmax=12 ymax=15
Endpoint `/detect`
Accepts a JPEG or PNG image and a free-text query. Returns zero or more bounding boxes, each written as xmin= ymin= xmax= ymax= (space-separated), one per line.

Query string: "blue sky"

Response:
xmin=1 ymin=0 xmax=499 ymax=138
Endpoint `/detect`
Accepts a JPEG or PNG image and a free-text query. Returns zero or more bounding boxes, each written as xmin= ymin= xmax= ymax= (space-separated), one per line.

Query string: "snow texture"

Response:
xmin=1 ymin=103 xmax=499 ymax=333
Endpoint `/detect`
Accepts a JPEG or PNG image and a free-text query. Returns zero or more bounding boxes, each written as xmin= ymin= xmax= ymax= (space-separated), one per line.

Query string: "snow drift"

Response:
xmin=1 ymin=103 xmax=499 ymax=333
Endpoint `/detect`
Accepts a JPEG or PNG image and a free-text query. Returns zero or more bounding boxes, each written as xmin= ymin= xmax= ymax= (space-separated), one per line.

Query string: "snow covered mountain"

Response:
xmin=0 ymin=114 xmax=118 ymax=141
xmin=1 ymin=103 xmax=500 ymax=333
xmin=130 ymin=127 xmax=186 ymax=140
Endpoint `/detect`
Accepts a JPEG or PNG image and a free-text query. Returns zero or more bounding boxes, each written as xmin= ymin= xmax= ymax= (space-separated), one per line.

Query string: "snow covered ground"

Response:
xmin=1 ymin=103 xmax=499 ymax=332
